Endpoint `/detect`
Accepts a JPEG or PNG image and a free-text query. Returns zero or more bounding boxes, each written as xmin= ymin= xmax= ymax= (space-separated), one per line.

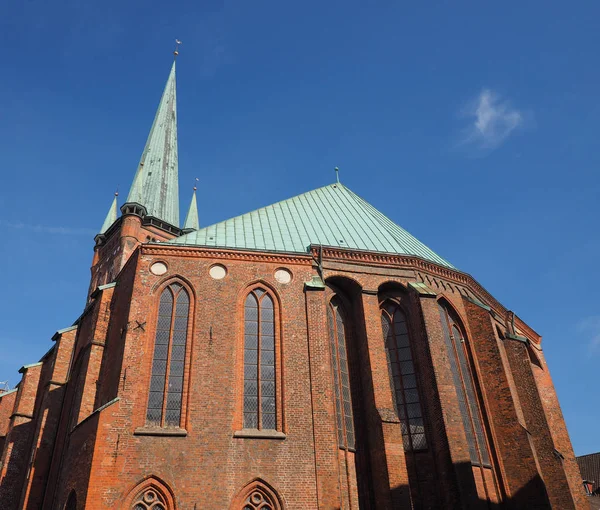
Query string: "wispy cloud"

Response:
xmin=459 ymin=88 xmax=526 ymax=152
xmin=577 ymin=316 xmax=600 ymax=355
xmin=0 ymin=220 xmax=95 ymax=236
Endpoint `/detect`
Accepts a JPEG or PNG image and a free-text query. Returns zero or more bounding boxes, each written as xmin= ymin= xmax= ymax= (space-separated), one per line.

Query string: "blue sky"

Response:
xmin=1 ymin=1 xmax=598 ymax=455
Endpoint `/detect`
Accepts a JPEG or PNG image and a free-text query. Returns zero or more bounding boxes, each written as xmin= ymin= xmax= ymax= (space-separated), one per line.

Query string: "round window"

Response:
xmin=274 ymin=268 xmax=292 ymax=284
xmin=209 ymin=264 xmax=227 ymax=280
xmin=150 ymin=262 xmax=168 ymax=276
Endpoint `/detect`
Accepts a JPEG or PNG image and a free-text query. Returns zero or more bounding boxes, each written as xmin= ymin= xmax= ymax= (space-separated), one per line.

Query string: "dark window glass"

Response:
xmin=327 ymin=297 xmax=355 ymax=449
xmin=244 ymin=289 xmax=276 ymax=430
xmin=146 ymin=284 xmax=189 ymax=427
xmin=65 ymin=491 xmax=77 ymax=510
xmin=381 ymin=302 xmax=427 ymax=451
xmin=439 ymin=303 xmax=491 ymax=467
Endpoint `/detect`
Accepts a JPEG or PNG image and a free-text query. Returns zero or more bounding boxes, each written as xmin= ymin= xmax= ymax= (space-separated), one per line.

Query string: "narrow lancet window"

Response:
xmin=244 ymin=288 xmax=276 ymax=430
xmin=381 ymin=301 xmax=427 ymax=451
xmin=439 ymin=302 xmax=491 ymax=467
xmin=146 ymin=283 xmax=189 ymax=427
xmin=327 ymin=296 xmax=355 ymax=449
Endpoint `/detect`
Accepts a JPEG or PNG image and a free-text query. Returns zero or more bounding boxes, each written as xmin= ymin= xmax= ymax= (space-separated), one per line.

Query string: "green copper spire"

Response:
xmin=126 ymin=61 xmax=179 ymax=227
xmin=99 ymin=193 xmax=118 ymax=234
xmin=183 ymin=187 xmax=200 ymax=231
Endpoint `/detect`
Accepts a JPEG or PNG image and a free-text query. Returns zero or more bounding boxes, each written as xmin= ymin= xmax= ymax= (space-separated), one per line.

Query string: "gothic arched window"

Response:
xmin=243 ymin=489 xmax=274 ymax=510
xmin=438 ymin=302 xmax=491 ymax=467
xmin=244 ymin=288 xmax=276 ymax=430
xmin=146 ymin=283 xmax=190 ymax=427
xmin=381 ymin=301 xmax=427 ymax=451
xmin=234 ymin=479 xmax=282 ymax=510
xmin=132 ymin=488 xmax=167 ymax=510
xmin=125 ymin=477 xmax=174 ymax=510
xmin=327 ymin=296 xmax=355 ymax=449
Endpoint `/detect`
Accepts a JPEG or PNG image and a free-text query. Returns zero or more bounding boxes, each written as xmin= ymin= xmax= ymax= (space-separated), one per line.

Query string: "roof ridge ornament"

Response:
xmin=335 ymin=166 xmax=340 ymax=183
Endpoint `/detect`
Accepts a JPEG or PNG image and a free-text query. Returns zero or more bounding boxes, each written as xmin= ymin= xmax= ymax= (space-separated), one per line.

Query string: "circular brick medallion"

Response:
xmin=150 ymin=262 xmax=168 ymax=276
xmin=274 ymin=268 xmax=292 ymax=284
xmin=209 ymin=264 xmax=227 ymax=280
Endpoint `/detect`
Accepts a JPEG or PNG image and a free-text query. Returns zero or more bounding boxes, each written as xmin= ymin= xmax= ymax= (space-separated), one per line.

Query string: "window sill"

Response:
xmin=134 ymin=426 xmax=188 ymax=437
xmin=233 ymin=429 xmax=286 ymax=440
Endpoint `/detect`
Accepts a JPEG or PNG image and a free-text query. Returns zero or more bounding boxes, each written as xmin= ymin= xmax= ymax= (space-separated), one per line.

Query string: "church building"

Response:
xmin=0 ymin=57 xmax=588 ymax=509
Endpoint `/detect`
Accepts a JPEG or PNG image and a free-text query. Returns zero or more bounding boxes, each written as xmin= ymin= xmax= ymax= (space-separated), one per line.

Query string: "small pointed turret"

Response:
xmin=99 ymin=193 xmax=119 ymax=235
xmin=124 ymin=60 xmax=179 ymax=227
xmin=182 ymin=186 xmax=200 ymax=232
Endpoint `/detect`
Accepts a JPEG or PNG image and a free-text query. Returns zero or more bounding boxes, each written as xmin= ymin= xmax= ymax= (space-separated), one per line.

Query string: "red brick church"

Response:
xmin=0 ymin=58 xmax=588 ymax=509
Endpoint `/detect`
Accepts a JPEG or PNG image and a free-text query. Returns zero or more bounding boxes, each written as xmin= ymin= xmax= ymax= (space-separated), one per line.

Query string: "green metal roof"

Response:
xmin=126 ymin=61 xmax=179 ymax=227
xmin=183 ymin=189 xmax=200 ymax=231
xmin=99 ymin=194 xmax=118 ymax=234
xmin=169 ymin=183 xmax=453 ymax=267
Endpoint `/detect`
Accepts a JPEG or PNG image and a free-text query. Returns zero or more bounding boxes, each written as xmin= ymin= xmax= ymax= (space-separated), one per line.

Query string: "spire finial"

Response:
xmin=174 ymin=39 xmax=182 ymax=58
xmin=334 ymin=166 xmax=340 ymax=183
xmin=193 ymin=177 xmax=199 ymax=191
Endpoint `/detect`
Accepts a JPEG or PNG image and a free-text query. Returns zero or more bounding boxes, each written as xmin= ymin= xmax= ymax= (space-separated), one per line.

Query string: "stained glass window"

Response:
xmin=327 ymin=297 xmax=355 ymax=449
xmin=146 ymin=284 xmax=189 ymax=427
xmin=439 ymin=303 xmax=491 ymax=467
xmin=244 ymin=289 xmax=276 ymax=430
xmin=381 ymin=302 xmax=427 ymax=451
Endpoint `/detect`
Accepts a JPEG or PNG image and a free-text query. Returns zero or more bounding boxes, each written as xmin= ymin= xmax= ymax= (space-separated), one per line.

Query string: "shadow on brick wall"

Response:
xmin=386 ymin=462 xmax=553 ymax=510
xmin=0 ymin=419 xmax=35 ymax=508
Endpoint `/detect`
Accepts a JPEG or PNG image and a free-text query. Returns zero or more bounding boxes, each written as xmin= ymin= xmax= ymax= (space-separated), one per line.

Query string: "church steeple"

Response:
xmin=124 ymin=60 xmax=179 ymax=227
xmin=182 ymin=187 xmax=200 ymax=232
xmin=98 ymin=193 xmax=119 ymax=235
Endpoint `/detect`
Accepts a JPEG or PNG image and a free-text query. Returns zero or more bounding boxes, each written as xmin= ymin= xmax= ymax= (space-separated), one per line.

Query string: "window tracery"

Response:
xmin=380 ymin=301 xmax=427 ymax=451
xmin=131 ymin=488 xmax=167 ymax=510
xmin=438 ymin=302 xmax=491 ymax=467
xmin=327 ymin=296 xmax=355 ymax=449
xmin=243 ymin=288 xmax=276 ymax=430
xmin=146 ymin=282 xmax=190 ymax=427
xmin=233 ymin=480 xmax=281 ymax=510
xmin=243 ymin=489 xmax=274 ymax=509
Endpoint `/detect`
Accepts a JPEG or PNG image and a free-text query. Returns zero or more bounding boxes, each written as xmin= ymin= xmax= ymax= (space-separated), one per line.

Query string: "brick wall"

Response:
xmin=0 ymin=244 xmax=587 ymax=509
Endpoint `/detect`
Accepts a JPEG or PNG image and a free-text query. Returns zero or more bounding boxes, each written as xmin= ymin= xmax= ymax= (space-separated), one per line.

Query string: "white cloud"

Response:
xmin=577 ymin=316 xmax=600 ymax=355
xmin=0 ymin=220 xmax=95 ymax=236
xmin=460 ymin=89 xmax=524 ymax=151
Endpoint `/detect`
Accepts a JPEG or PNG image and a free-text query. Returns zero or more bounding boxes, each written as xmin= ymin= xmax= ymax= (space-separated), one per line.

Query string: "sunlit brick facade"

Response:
xmin=0 ymin=59 xmax=588 ymax=509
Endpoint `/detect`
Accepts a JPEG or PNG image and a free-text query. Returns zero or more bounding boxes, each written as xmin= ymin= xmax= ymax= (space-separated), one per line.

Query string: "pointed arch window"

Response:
xmin=132 ymin=488 xmax=167 ymax=510
xmin=244 ymin=288 xmax=276 ymax=430
xmin=438 ymin=302 xmax=491 ymax=467
xmin=327 ymin=296 xmax=355 ymax=449
xmin=146 ymin=283 xmax=190 ymax=427
xmin=381 ymin=301 xmax=427 ymax=451
xmin=234 ymin=480 xmax=282 ymax=510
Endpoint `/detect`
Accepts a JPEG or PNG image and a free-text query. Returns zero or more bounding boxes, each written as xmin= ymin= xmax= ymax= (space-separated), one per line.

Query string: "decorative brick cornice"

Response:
xmin=141 ymin=244 xmax=313 ymax=265
xmin=139 ymin=243 xmax=539 ymax=343
xmin=312 ymin=246 xmax=541 ymax=343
